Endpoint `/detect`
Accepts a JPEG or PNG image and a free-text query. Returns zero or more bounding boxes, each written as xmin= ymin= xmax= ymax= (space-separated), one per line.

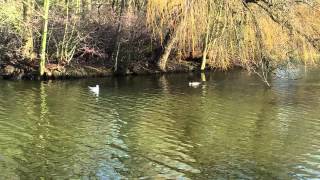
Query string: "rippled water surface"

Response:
xmin=0 ymin=69 xmax=320 ymax=179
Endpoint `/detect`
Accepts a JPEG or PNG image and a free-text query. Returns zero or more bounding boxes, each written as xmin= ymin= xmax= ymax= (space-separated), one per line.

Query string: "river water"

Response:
xmin=0 ymin=69 xmax=319 ymax=179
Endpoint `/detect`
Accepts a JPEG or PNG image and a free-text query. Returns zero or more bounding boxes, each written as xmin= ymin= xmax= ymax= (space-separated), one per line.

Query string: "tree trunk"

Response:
xmin=22 ymin=0 xmax=34 ymax=60
xmin=201 ymin=29 xmax=209 ymax=71
xmin=40 ymin=0 xmax=50 ymax=76
xmin=201 ymin=1 xmax=212 ymax=71
xmin=201 ymin=50 xmax=207 ymax=71
xmin=157 ymin=1 xmax=189 ymax=72
xmin=157 ymin=22 xmax=184 ymax=72
xmin=112 ymin=0 xmax=124 ymax=72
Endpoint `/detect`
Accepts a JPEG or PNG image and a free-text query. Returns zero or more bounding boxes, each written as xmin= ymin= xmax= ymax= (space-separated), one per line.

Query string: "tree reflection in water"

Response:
xmin=0 ymin=69 xmax=319 ymax=179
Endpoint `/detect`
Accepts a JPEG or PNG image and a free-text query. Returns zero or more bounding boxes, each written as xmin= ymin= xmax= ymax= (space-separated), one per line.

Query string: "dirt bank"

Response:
xmin=0 ymin=60 xmax=200 ymax=80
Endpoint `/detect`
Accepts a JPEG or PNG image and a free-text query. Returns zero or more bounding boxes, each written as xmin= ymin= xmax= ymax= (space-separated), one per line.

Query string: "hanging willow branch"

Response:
xmin=146 ymin=0 xmax=320 ymax=72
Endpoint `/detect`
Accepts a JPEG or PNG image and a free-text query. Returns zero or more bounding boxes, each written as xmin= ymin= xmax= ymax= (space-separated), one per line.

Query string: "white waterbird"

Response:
xmin=189 ymin=82 xmax=201 ymax=87
xmin=89 ymin=85 xmax=99 ymax=95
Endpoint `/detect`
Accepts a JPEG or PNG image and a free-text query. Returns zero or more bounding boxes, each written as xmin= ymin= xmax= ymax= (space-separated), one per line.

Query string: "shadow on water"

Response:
xmin=0 ymin=68 xmax=320 ymax=179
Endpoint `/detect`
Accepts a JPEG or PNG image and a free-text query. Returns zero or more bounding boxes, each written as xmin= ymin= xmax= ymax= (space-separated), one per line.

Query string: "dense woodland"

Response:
xmin=0 ymin=0 xmax=320 ymax=82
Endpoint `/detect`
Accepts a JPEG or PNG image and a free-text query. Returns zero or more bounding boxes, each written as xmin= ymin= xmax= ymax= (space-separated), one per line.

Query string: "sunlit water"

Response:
xmin=0 ymin=69 xmax=320 ymax=179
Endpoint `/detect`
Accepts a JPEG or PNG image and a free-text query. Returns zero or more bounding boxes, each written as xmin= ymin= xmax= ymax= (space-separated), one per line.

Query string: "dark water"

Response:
xmin=0 ymin=69 xmax=320 ymax=179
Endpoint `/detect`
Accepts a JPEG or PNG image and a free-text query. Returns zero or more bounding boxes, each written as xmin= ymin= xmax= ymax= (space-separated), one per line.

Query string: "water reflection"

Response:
xmin=0 ymin=69 xmax=319 ymax=179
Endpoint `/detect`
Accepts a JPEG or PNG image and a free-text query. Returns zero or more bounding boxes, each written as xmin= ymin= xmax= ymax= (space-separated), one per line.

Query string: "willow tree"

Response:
xmin=146 ymin=0 xmax=320 ymax=74
xmin=40 ymin=0 xmax=50 ymax=76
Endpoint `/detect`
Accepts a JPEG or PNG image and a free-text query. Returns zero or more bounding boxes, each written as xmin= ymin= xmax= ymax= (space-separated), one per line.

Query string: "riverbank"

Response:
xmin=0 ymin=59 xmax=201 ymax=80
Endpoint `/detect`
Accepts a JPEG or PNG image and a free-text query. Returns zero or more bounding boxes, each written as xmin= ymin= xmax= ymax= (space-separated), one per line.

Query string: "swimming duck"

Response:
xmin=89 ymin=85 xmax=99 ymax=95
xmin=189 ymin=82 xmax=201 ymax=87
